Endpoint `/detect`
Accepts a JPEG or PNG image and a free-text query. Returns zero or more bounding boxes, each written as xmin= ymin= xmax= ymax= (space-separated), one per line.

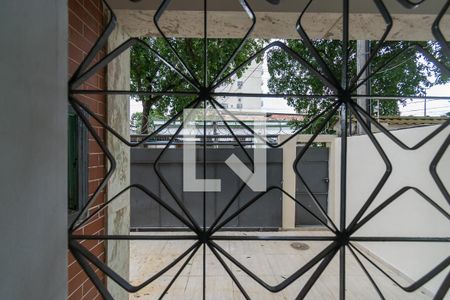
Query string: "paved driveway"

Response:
xmin=129 ymin=231 xmax=432 ymax=299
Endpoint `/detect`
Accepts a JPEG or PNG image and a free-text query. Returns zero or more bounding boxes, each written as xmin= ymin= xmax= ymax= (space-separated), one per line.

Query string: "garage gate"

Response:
xmin=130 ymin=147 xmax=329 ymax=230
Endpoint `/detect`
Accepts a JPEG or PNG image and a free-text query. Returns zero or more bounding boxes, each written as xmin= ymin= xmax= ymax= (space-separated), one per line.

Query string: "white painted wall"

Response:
xmin=338 ymin=125 xmax=450 ymax=294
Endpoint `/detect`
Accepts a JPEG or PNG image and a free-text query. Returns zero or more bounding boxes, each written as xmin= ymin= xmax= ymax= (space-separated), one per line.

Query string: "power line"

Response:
xmin=402 ymin=98 xmax=449 ymax=105
xmin=401 ymin=105 xmax=450 ymax=113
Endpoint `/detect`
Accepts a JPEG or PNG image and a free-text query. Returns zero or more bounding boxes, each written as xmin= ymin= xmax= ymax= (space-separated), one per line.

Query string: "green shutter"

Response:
xmin=68 ymin=113 xmax=78 ymax=211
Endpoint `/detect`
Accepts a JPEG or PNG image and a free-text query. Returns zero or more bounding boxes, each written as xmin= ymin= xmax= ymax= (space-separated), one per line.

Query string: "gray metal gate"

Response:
xmin=295 ymin=147 xmax=329 ymax=226
xmin=131 ymin=148 xmax=283 ymax=229
xmin=131 ymin=147 xmax=329 ymax=229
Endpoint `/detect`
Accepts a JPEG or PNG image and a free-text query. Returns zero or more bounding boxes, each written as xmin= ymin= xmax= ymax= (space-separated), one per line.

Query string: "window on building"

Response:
xmin=236 ymin=98 xmax=243 ymax=109
xmin=68 ymin=108 xmax=88 ymax=221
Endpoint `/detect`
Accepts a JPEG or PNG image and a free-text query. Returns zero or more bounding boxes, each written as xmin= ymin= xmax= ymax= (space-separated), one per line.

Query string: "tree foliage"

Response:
xmin=266 ymin=40 xmax=449 ymax=132
xmin=131 ymin=37 xmax=449 ymax=134
xmin=130 ymin=37 xmax=263 ymax=134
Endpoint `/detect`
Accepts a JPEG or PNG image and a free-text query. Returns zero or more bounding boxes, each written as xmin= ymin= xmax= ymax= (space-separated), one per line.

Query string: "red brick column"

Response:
xmin=68 ymin=0 xmax=107 ymax=299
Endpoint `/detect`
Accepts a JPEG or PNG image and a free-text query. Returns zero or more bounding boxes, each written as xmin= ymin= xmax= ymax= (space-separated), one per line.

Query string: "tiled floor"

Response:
xmin=128 ymin=231 xmax=433 ymax=299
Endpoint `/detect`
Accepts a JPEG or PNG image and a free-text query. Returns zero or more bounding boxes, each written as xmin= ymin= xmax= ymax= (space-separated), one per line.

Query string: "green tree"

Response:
xmin=130 ymin=112 xmax=142 ymax=134
xmin=131 ymin=37 xmax=263 ymax=134
xmin=267 ymin=40 xmax=449 ymax=132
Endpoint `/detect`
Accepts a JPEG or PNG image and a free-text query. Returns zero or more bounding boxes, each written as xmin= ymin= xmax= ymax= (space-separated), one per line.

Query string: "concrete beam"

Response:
xmin=279 ymin=136 xmax=297 ymax=229
xmin=109 ymin=0 xmax=444 ymax=14
xmin=109 ymin=0 xmax=449 ymax=41
xmin=106 ymin=24 xmax=131 ymax=300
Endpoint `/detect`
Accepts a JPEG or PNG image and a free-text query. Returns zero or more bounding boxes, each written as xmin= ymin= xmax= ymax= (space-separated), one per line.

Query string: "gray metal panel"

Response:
xmin=237 ymin=171 xmax=283 ymax=228
xmin=211 ymin=161 xmax=240 ymax=227
xmin=295 ymin=194 xmax=328 ymax=226
xmin=295 ymin=147 xmax=329 ymax=226
xmin=131 ymin=148 xmax=283 ymax=229
xmin=159 ymin=163 xmax=186 ymax=227
xmin=130 ymin=164 xmax=161 ymax=227
xmin=296 ymin=161 xmax=329 ymax=193
xmin=131 ymin=147 xmax=327 ymax=228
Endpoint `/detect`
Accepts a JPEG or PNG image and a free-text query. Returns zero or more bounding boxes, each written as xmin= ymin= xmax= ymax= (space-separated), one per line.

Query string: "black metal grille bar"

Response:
xmin=68 ymin=0 xmax=450 ymax=299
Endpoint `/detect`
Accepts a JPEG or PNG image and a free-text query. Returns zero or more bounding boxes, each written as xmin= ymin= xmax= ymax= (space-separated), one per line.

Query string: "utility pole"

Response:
xmin=424 ymin=96 xmax=427 ymax=116
xmin=356 ymin=40 xmax=371 ymax=135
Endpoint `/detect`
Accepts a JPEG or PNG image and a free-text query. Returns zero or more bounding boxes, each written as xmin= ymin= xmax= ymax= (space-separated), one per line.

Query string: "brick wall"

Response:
xmin=68 ymin=0 xmax=107 ymax=299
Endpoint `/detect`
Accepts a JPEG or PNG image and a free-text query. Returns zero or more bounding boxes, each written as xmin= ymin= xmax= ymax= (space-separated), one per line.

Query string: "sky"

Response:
xmin=260 ymin=55 xmax=450 ymax=116
xmin=399 ymin=83 xmax=450 ymax=117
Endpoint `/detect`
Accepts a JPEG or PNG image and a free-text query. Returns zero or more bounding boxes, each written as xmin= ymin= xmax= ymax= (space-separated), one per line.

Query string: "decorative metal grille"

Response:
xmin=68 ymin=0 xmax=450 ymax=299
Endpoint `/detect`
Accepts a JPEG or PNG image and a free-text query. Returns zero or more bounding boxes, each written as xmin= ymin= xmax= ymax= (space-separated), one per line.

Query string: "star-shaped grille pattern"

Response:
xmin=68 ymin=0 xmax=450 ymax=299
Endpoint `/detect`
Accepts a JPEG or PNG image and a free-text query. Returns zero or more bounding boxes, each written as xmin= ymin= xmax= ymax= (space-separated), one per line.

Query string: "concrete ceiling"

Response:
xmin=108 ymin=0 xmax=444 ymax=14
xmin=108 ymin=0 xmax=449 ymax=40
